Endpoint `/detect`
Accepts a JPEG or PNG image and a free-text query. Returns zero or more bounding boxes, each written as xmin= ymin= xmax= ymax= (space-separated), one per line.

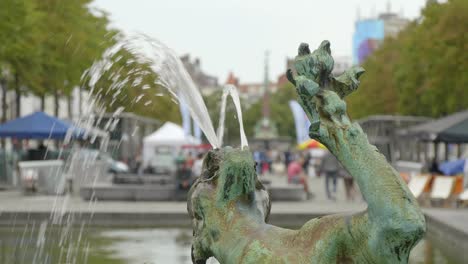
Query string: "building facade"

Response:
xmin=353 ymin=10 xmax=409 ymax=64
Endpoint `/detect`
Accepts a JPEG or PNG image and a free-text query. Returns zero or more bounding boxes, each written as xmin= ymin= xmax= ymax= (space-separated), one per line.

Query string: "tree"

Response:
xmin=0 ymin=0 xmax=42 ymax=118
xmin=34 ymin=0 xmax=115 ymax=117
xmin=87 ymin=47 xmax=181 ymax=123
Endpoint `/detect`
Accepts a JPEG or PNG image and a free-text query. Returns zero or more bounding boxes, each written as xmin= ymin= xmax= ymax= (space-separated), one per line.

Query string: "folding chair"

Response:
xmin=430 ymin=176 xmax=456 ymax=207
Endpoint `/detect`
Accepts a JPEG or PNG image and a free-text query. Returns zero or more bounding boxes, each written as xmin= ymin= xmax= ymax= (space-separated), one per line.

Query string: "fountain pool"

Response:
xmin=0 ymin=227 xmax=460 ymax=264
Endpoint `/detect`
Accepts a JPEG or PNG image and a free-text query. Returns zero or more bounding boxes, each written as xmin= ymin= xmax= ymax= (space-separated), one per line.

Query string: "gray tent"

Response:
xmin=401 ymin=110 xmax=468 ymax=143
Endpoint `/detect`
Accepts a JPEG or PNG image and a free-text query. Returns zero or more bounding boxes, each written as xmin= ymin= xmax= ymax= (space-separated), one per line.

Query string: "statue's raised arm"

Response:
xmin=287 ymin=40 xmax=426 ymax=263
xmin=188 ymin=41 xmax=425 ymax=264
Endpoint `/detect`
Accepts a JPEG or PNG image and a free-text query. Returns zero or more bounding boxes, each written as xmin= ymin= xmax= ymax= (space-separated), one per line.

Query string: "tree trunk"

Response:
xmin=0 ymin=78 xmax=7 ymax=123
xmin=54 ymin=88 xmax=59 ymax=117
xmin=40 ymin=94 xmax=45 ymax=111
xmin=0 ymin=78 xmax=7 ymax=148
xmin=53 ymin=89 xmax=60 ymax=148
xmin=14 ymin=73 xmax=20 ymax=118
xmin=67 ymin=93 xmax=72 ymax=120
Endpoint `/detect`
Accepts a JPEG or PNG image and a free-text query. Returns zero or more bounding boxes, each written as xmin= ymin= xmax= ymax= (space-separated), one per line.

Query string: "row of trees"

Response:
xmin=0 ymin=0 xmax=179 ymax=124
xmin=2 ymin=0 xmax=464 ymax=142
xmin=89 ymin=48 xmax=181 ymax=122
xmin=0 ymin=0 xmax=112 ymax=120
xmin=347 ymin=0 xmax=468 ymax=119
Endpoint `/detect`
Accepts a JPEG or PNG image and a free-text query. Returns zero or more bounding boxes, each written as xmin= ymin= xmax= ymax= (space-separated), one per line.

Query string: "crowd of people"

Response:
xmin=134 ymin=146 xmax=359 ymax=201
xmin=253 ymin=148 xmax=358 ymax=201
xmin=173 ymin=151 xmax=205 ymax=190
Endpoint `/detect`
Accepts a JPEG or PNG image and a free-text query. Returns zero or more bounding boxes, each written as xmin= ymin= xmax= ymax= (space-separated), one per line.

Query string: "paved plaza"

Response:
xmin=0 ymin=175 xmax=467 ymax=240
xmin=0 ymin=176 xmax=365 ymax=214
xmin=0 ymin=171 xmax=468 ymax=259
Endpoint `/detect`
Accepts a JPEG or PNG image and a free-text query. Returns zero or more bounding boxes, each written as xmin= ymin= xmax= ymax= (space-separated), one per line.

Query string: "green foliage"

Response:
xmin=0 ymin=0 xmax=114 ymax=112
xmin=33 ymin=0 xmax=115 ymax=108
xmin=348 ymin=0 xmax=468 ymax=119
xmin=0 ymin=0 xmax=42 ymax=91
xmin=0 ymin=0 xmax=178 ymax=122
xmin=90 ymin=48 xmax=181 ymax=123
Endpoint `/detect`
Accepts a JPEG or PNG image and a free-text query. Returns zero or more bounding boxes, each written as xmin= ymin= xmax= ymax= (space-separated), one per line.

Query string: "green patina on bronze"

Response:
xmin=187 ymin=41 xmax=426 ymax=264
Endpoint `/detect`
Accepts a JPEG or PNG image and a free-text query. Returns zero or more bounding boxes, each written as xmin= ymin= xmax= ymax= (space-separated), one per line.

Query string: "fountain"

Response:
xmin=0 ymin=31 xmax=431 ymax=263
xmin=187 ymin=41 xmax=425 ymax=263
xmin=217 ymin=85 xmax=248 ymax=148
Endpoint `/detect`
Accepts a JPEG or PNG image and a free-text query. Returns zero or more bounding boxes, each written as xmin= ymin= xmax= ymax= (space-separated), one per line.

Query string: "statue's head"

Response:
xmin=187 ymin=147 xmax=270 ymax=263
xmin=298 ymin=43 xmax=311 ymax=56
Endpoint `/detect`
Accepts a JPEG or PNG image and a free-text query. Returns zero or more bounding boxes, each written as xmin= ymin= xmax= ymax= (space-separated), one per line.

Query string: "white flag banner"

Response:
xmin=179 ymin=97 xmax=192 ymax=138
xmin=289 ymin=100 xmax=311 ymax=144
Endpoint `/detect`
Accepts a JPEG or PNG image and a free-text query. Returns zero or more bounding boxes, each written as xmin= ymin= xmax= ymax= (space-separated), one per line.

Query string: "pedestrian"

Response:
xmin=284 ymin=148 xmax=292 ymax=169
xmin=341 ymin=167 xmax=355 ymax=201
xmin=287 ymin=156 xmax=310 ymax=197
xmin=185 ymin=152 xmax=194 ymax=170
xmin=192 ymin=153 xmax=204 ymax=178
xmin=319 ymin=151 xmax=340 ymax=200
xmin=302 ymin=151 xmax=311 ymax=176
xmin=261 ymin=151 xmax=270 ymax=175
xmin=253 ymin=150 xmax=262 ymax=174
xmin=428 ymin=157 xmax=442 ymax=175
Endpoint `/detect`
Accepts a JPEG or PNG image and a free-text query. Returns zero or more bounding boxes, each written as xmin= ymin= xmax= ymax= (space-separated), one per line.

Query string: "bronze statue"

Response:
xmin=188 ymin=41 xmax=425 ymax=263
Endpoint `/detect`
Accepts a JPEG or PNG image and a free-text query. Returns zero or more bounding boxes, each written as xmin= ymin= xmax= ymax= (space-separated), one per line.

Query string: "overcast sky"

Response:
xmin=92 ymin=0 xmax=427 ymax=83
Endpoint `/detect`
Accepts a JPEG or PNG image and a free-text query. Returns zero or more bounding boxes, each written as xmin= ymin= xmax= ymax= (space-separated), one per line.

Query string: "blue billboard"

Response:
xmin=353 ymin=19 xmax=385 ymax=64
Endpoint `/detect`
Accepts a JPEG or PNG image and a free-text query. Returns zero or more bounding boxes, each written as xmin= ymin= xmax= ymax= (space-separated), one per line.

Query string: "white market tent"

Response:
xmin=142 ymin=122 xmax=200 ymax=168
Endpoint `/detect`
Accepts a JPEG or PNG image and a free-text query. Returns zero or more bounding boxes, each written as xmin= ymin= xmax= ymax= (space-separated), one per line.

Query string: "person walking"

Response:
xmin=320 ymin=151 xmax=340 ymax=200
xmin=284 ymin=149 xmax=292 ymax=169
xmin=253 ymin=150 xmax=262 ymax=174
xmin=192 ymin=153 xmax=204 ymax=178
xmin=302 ymin=151 xmax=311 ymax=176
xmin=287 ymin=156 xmax=310 ymax=197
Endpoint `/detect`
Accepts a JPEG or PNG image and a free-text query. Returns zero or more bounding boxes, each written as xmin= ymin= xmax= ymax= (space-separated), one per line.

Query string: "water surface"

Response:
xmin=0 ymin=227 xmax=458 ymax=263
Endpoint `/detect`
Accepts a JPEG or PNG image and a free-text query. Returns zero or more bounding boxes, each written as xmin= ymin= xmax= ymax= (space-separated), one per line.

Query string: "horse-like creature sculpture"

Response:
xmin=187 ymin=41 xmax=425 ymax=264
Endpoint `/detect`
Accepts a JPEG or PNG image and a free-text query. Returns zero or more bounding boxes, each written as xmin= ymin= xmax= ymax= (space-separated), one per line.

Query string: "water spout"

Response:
xmin=85 ymin=33 xmax=220 ymax=148
xmin=216 ymin=85 xmax=248 ymax=148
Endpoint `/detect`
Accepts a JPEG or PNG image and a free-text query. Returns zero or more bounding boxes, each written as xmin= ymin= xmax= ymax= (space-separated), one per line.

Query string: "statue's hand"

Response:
xmin=330 ymin=66 xmax=365 ymax=98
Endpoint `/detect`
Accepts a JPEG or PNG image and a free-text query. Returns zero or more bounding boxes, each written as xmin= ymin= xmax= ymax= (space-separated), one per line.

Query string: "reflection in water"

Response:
xmin=99 ymin=229 xmax=219 ymax=264
xmin=100 ymin=229 xmax=191 ymax=264
xmin=0 ymin=227 xmax=459 ymax=264
xmin=410 ymin=238 xmax=457 ymax=264
xmin=98 ymin=229 xmax=456 ymax=264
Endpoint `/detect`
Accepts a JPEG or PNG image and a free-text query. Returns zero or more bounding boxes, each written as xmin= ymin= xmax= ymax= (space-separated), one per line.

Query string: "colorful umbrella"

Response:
xmin=297 ymin=139 xmax=326 ymax=150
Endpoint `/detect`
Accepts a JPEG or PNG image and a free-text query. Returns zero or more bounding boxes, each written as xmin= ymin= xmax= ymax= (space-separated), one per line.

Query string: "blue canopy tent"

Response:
xmin=0 ymin=111 xmax=83 ymax=139
xmin=439 ymin=159 xmax=466 ymax=176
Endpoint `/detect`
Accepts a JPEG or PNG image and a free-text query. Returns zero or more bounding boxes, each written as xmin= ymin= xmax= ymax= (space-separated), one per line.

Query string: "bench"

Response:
xmin=113 ymin=174 xmax=174 ymax=185
xmin=80 ymin=183 xmax=177 ymax=201
xmin=269 ymin=185 xmax=306 ymax=201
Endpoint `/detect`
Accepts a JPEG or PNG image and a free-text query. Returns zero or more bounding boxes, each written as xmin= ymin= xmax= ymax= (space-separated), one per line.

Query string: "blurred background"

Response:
xmin=0 ymin=0 xmax=466 ymax=263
